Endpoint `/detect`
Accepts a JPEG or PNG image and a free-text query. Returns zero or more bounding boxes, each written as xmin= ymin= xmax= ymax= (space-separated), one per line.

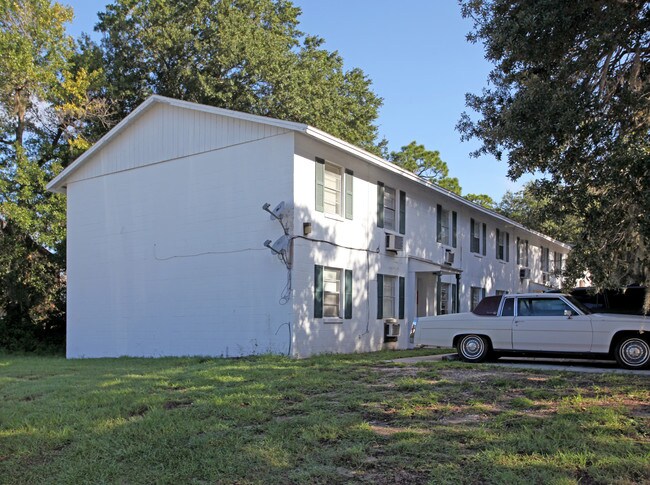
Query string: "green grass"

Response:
xmin=1 ymin=349 xmax=648 ymax=484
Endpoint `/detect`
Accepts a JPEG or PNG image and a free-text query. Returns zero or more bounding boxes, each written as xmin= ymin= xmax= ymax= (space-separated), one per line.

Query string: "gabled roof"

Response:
xmin=47 ymin=95 xmax=570 ymax=249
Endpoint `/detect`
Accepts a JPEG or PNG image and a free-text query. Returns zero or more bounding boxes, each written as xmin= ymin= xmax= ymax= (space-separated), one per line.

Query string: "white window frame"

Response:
xmin=470 ymin=219 xmax=482 ymax=254
xmin=497 ymin=230 xmax=506 ymax=261
xmin=383 ymin=186 xmax=397 ymax=231
xmin=439 ymin=208 xmax=450 ymax=246
xmin=323 ymin=162 xmax=343 ymax=217
xmin=383 ymin=275 xmax=397 ymax=318
xmin=323 ymin=267 xmax=342 ymax=319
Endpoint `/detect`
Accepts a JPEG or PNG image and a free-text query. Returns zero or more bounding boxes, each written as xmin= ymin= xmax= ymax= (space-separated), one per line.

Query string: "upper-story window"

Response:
xmin=436 ymin=204 xmax=457 ymax=247
xmin=315 ymin=157 xmax=353 ymax=219
xmin=516 ymin=237 xmax=529 ymax=266
xmin=554 ymin=251 xmax=564 ymax=274
xmin=496 ymin=228 xmax=510 ymax=262
xmin=378 ymin=182 xmax=406 ymax=234
xmin=541 ymin=246 xmax=550 ymax=283
xmin=384 ymin=186 xmax=396 ymax=230
xmin=470 ymin=218 xmax=486 ymax=255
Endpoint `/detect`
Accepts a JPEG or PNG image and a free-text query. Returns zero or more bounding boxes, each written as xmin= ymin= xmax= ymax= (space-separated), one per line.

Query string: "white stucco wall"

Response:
xmin=66 ymin=125 xmax=295 ymax=358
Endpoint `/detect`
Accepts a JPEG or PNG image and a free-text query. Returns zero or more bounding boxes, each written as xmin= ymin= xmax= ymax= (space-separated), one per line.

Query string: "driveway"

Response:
xmin=392 ymin=353 xmax=650 ymax=376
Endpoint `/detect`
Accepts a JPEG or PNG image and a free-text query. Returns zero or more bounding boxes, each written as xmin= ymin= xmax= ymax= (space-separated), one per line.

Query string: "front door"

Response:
xmin=512 ymin=297 xmax=593 ymax=352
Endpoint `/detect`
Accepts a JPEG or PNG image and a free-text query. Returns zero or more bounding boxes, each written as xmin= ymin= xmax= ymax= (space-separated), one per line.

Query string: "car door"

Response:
xmin=512 ymin=297 xmax=593 ymax=352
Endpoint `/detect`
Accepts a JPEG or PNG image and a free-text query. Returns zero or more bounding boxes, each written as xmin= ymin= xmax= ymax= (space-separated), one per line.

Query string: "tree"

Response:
xmin=458 ymin=1 xmax=650 ymax=297
xmin=496 ymin=181 xmax=580 ymax=243
xmin=465 ymin=193 xmax=496 ymax=210
xmin=389 ymin=141 xmax=462 ymax=194
xmin=94 ymin=0 xmax=383 ymax=153
xmin=0 ymin=0 xmax=108 ymax=350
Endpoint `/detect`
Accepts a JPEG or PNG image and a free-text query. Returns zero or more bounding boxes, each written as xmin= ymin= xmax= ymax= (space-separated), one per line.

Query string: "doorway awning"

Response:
xmin=407 ymin=256 xmax=463 ymax=276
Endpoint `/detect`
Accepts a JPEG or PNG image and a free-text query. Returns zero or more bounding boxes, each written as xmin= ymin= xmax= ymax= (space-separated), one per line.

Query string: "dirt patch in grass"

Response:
xmin=163 ymin=399 xmax=193 ymax=410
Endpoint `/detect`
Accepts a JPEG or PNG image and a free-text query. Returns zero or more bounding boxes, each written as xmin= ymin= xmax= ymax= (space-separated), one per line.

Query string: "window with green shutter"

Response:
xmin=344 ymin=269 xmax=352 ymax=319
xmin=314 ymin=265 xmax=323 ymax=318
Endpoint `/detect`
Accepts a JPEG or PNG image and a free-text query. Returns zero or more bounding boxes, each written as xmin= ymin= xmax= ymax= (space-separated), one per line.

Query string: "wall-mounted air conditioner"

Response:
xmin=384 ymin=318 xmax=400 ymax=337
xmin=386 ymin=234 xmax=404 ymax=252
xmin=519 ymin=267 xmax=531 ymax=279
xmin=444 ymin=250 xmax=455 ymax=265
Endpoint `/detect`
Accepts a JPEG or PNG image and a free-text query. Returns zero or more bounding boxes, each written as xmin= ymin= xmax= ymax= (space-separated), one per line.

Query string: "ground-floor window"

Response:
xmin=470 ymin=287 xmax=485 ymax=311
xmin=383 ymin=275 xmax=396 ymax=318
xmin=438 ymin=282 xmax=457 ymax=314
xmin=323 ymin=267 xmax=341 ymax=318
xmin=314 ymin=265 xmax=352 ymax=320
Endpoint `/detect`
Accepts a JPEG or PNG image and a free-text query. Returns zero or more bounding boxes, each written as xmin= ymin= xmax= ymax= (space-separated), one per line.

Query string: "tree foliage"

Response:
xmin=465 ymin=193 xmax=496 ymax=210
xmin=458 ymin=0 xmax=650 ymax=291
xmin=94 ymin=0 xmax=384 ymax=153
xmin=389 ymin=141 xmax=462 ymax=194
xmin=0 ymin=0 xmax=108 ymax=350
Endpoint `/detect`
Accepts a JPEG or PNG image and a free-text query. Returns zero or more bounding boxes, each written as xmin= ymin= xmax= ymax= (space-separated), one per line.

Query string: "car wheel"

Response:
xmin=456 ymin=334 xmax=490 ymax=363
xmin=615 ymin=336 xmax=650 ymax=370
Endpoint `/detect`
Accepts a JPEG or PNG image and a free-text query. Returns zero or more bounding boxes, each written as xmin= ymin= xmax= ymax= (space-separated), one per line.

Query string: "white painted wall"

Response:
xmin=290 ymin=134 xmax=571 ymax=356
xmin=62 ymin=100 xmax=571 ymax=359
xmin=66 ymin=113 xmax=295 ymax=358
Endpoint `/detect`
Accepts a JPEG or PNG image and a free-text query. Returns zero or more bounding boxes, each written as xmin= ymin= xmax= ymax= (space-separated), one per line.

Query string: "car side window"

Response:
xmin=501 ymin=298 xmax=514 ymax=316
xmin=517 ymin=298 xmax=572 ymax=317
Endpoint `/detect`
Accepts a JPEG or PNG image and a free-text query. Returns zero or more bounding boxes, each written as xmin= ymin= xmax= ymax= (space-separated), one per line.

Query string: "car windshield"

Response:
xmin=564 ymin=295 xmax=593 ymax=315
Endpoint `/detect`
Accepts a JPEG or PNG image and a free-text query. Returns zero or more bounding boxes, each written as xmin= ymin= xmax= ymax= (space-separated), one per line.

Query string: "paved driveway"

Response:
xmin=392 ymin=353 xmax=650 ymax=376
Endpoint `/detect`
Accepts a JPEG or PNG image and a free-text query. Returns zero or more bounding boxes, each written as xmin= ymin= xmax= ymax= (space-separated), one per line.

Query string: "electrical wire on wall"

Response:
xmin=152 ymin=243 xmax=267 ymax=261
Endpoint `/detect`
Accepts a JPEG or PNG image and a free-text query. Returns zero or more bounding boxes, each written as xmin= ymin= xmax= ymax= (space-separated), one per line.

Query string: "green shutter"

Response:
xmin=377 ymin=182 xmax=384 ymax=228
xmin=525 ymin=240 xmax=529 ymax=267
xmin=506 ymin=233 xmax=510 ymax=262
xmin=314 ymin=265 xmax=323 ymax=318
xmin=377 ymin=274 xmax=383 ymax=319
xmin=399 ymin=190 xmax=406 ymax=235
xmin=436 ymin=277 xmax=442 ymax=315
xmin=315 ymin=158 xmax=325 ymax=212
xmin=436 ymin=204 xmax=442 ymax=242
xmin=516 ymin=237 xmax=520 ymax=264
xmin=345 ymin=169 xmax=353 ymax=219
xmin=344 ymin=269 xmax=352 ymax=319
xmin=452 ymin=211 xmax=457 ymax=248
xmin=451 ymin=284 xmax=457 ymax=314
xmin=398 ymin=276 xmax=405 ymax=319
xmin=496 ymin=228 xmax=500 ymax=258
xmin=482 ymin=223 xmax=487 ymax=256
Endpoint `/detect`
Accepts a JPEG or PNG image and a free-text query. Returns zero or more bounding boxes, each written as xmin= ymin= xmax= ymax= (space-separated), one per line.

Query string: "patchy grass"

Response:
xmin=0 ymin=349 xmax=648 ymax=484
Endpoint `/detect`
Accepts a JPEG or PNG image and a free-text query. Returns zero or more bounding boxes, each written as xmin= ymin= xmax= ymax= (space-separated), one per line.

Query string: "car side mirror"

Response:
xmin=564 ymin=309 xmax=573 ymax=318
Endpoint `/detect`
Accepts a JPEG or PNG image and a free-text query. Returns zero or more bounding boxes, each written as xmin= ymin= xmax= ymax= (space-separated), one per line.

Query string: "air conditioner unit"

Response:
xmin=519 ymin=267 xmax=531 ymax=279
xmin=384 ymin=318 xmax=400 ymax=337
xmin=386 ymin=234 xmax=404 ymax=252
xmin=444 ymin=250 xmax=455 ymax=265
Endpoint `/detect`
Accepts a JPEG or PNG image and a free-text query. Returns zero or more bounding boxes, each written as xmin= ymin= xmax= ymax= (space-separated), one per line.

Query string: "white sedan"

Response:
xmin=414 ymin=293 xmax=649 ymax=369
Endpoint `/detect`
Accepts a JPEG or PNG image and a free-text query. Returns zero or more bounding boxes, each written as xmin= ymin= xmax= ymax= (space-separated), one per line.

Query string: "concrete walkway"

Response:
xmin=390 ymin=353 xmax=650 ymax=376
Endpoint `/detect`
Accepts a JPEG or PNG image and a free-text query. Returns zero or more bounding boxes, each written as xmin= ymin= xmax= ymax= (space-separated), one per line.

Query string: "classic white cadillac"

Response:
xmin=414 ymin=293 xmax=649 ymax=369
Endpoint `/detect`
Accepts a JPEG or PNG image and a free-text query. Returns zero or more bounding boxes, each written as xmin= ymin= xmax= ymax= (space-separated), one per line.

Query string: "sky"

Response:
xmin=63 ymin=0 xmax=530 ymax=201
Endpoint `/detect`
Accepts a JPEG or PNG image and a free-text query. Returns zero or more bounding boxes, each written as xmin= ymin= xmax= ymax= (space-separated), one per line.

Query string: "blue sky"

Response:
xmin=63 ymin=0 xmax=529 ymax=201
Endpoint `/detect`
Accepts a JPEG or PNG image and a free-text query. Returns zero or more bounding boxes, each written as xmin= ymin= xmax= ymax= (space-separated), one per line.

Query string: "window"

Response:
xmin=383 ymin=275 xmax=396 ymax=318
xmin=377 ymin=183 xmax=406 ymax=234
xmin=437 ymin=205 xmax=457 ymax=247
xmin=439 ymin=283 xmax=450 ymax=315
xmin=541 ymin=246 xmax=550 ymax=283
xmin=470 ymin=287 xmax=485 ymax=311
xmin=502 ymin=298 xmax=514 ymax=316
xmin=516 ymin=238 xmax=529 ymax=266
xmin=496 ymin=229 xmax=510 ymax=261
xmin=377 ymin=274 xmax=405 ymax=319
xmin=554 ymin=251 xmax=563 ymax=274
xmin=314 ymin=266 xmax=352 ymax=319
xmin=315 ymin=158 xmax=353 ymax=219
xmin=323 ymin=163 xmax=342 ymax=216
xmin=470 ymin=218 xmax=486 ymax=255
xmin=323 ymin=267 xmax=341 ymax=318
xmin=384 ymin=186 xmax=396 ymax=231
xmin=517 ymin=297 xmax=572 ymax=317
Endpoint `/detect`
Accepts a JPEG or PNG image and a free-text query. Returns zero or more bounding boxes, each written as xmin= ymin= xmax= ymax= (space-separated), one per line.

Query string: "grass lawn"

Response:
xmin=1 ymin=349 xmax=648 ymax=484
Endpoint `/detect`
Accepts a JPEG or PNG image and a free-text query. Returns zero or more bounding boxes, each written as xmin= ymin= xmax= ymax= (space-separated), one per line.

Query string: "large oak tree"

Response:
xmin=458 ymin=0 xmax=650 ymax=297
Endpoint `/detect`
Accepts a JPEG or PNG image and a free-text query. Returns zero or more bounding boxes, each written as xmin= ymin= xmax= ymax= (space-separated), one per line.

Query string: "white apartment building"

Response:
xmin=48 ymin=96 xmax=570 ymax=358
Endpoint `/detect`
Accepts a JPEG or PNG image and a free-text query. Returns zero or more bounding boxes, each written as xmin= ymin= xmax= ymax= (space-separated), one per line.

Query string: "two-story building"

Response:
xmin=47 ymin=96 xmax=570 ymax=358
